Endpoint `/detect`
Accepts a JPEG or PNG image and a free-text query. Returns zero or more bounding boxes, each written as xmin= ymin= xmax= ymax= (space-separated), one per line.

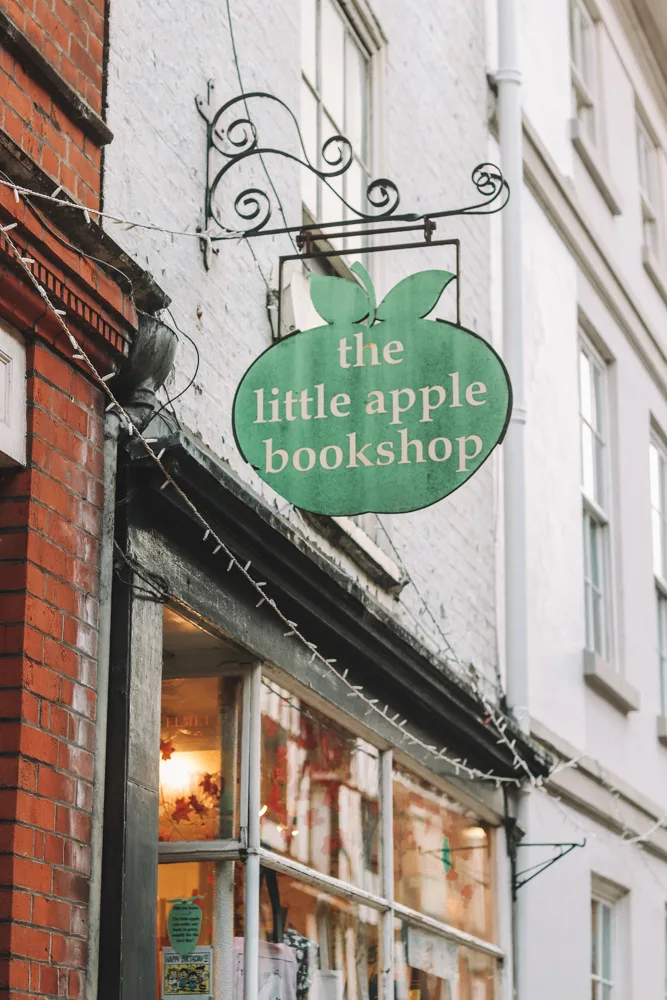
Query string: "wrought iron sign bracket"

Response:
xmin=195 ymin=84 xmax=510 ymax=268
xmin=511 ymin=840 xmax=587 ymax=899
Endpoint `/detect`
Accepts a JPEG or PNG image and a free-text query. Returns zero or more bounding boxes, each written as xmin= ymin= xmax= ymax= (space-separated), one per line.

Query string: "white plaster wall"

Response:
xmin=494 ymin=1 xmax=667 ymax=996
xmin=103 ymin=0 xmax=500 ymax=681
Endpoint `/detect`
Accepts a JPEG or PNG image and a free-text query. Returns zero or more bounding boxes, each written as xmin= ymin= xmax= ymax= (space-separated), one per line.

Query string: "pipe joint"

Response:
xmin=496 ymin=67 xmax=522 ymax=85
xmin=510 ymin=405 xmax=527 ymax=425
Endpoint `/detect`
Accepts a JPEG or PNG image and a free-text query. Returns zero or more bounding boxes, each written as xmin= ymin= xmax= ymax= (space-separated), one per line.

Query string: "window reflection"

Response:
xmin=393 ymin=766 xmax=492 ymax=941
xmin=260 ymin=869 xmax=379 ymax=1000
xmin=394 ymin=922 xmax=497 ymax=1000
xmin=260 ymin=680 xmax=380 ymax=891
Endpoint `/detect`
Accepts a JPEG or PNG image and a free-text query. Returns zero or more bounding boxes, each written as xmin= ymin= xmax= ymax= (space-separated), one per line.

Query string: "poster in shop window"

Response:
xmin=232 ymin=265 xmax=512 ymax=516
xmin=161 ymin=946 xmax=213 ymax=997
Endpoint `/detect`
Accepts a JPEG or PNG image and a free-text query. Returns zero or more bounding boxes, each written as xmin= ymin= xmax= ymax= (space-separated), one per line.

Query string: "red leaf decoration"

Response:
xmin=171 ymin=797 xmax=191 ymax=822
xmin=189 ymin=794 xmax=208 ymax=817
xmin=200 ymin=773 xmax=223 ymax=800
xmin=160 ymin=739 xmax=175 ymax=761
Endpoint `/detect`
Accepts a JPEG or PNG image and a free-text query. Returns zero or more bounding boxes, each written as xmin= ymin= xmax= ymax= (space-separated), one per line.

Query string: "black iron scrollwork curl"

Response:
xmin=197 ymin=89 xmax=405 ymax=235
xmin=366 ymin=177 xmax=400 ymax=216
xmin=428 ymin=162 xmax=510 ymax=221
xmin=197 ymin=86 xmax=509 ymax=239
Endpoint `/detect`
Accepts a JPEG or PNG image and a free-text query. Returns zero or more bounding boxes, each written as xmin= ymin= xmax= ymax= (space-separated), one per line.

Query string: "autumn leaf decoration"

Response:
xmin=160 ymin=739 xmax=174 ymax=761
xmin=169 ymin=772 xmax=224 ymax=825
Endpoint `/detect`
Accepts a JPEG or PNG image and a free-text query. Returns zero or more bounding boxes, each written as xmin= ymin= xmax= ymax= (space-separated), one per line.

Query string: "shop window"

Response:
xmin=154 ymin=609 xmax=501 ymax=999
xmin=393 ymin=765 xmax=492 ymax=941
xmin=260 ymin=678 xmax=381 ymax=891
xmin=394 ymin=921 xmax=497 ymax=1000
xmin=159 ymin=675 xmax=243 ymax=842
xmin=259 ymin=868 xmax=379 ymax=998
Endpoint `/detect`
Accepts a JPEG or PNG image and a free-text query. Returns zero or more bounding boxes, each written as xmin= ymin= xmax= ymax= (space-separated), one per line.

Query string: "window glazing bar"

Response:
xmin=158 ymin=840 xmax=242 ymax=864
xmin=258 ymin=849 xmax=391 ymax=911
xmin=244 ymin=664 xmax=262 ymax=1000
xmin=380 ymin=749 xmax=394 ymax=1000
xmin=392 ymin=902 xmax=505 ymax=960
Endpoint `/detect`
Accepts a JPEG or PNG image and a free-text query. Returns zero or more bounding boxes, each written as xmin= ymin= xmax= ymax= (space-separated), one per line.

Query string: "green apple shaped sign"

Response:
xmin=233 ymin=264 xmax=512 ymax=516
xmin=167 ymin=896 xmax=203 ymax=956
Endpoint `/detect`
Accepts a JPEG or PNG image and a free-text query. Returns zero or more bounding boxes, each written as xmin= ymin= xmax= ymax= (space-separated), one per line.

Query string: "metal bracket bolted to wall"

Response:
xmin=512 ymin=840 xmax=587 ymax=898
xmin=195 ymin=83 xmax=510 ymax=265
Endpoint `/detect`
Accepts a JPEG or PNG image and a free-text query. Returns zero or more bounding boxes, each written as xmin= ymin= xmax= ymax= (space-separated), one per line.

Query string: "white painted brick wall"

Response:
xmin=103 ymin=0 xmax=500 ymax=684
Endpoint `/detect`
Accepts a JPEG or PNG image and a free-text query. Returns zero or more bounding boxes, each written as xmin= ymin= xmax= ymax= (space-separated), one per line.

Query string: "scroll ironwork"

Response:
xmin=196 ymin=84 xmax=510 ymax=244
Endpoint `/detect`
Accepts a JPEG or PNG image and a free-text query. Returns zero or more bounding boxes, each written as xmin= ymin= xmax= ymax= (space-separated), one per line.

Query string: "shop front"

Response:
xmin=98 ymin=431 xmax=544 ymax=1000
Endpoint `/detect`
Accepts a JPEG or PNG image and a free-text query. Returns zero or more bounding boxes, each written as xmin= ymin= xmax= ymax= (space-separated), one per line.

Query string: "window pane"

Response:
xmin=393 ymin=765 xmax=493 ymax=941
xmin=301 ymin=0 xmax=317 ymax=86
xmin=260 ymin=680 xmax=381 ymax=891
xmin=159 ymin=673 xmax=243 ymax=842
xmin=653 ymin=509 xmax=664 ymax=578
xmin=320 ymin=0 xmax=345 ymax=127
xmin=157 ymin=860 xmax=244 ymax=995
xmin=395 ymin=923 xmax=498 ymax=1000
xmin=580 ymin=350 xmax=593 ymax=424
xmin=601 ymin=903 xmax=612 ymax=980
xmin=260 ymin=869 xmax=380 ymax=998
xmin=582 ymin=424 xmax=596 ymax=497
xmin=301 ymin=80 xmax=319 ymax=215
xmin=345 ymin=35 xmax=368 ymax=158
xmin=650 ymin=444 xmax=662 ymax=509
xmin=591 ymin=899 xmax=599 ymax=975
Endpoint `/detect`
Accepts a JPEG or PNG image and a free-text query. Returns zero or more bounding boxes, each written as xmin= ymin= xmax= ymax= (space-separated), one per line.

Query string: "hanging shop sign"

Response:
xmin=233 ymin=266 xmax=512 ymax=516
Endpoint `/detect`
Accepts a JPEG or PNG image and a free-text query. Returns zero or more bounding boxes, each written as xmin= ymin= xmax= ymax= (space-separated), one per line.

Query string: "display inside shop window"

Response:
xmin=394 ymin=921 xmax=497 ymax=1000
xmin=259 ymin=867 xmax=380 ymax=1000
xmin=260 ymin=678 xmax=380 ymax=889
xmin=159 ymin=608 xmax=250 ymax=843
xmin=157 ymin=860 xmax=245 ymax=999
xmin=159 ymin=674 xmax=243 ymax=841
xmin=393 ymin=765 xmax=493 ymax=941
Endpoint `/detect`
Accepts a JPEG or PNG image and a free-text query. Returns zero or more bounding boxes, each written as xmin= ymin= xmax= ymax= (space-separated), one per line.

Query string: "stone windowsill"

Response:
xmin=583 ymin=649 xmax=640 ymax=714
xmin=643 ymin=245 xmax=667 ymax=306
xmin=301 ymin=512 xmax=408 ymax=594
xmin=570 ymin=119 xmax=622 ymax=216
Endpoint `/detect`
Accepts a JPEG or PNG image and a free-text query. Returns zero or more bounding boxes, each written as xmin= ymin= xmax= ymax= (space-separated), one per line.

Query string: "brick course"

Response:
xmin=0 ymin=337 xmax=104 ymax=999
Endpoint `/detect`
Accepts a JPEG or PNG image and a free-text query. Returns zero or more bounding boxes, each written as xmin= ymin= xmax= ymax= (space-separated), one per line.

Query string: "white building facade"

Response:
xmin=487 ymin=0 xmax=667 ymax=998
xmin=91 ymin=0 xmax=667 ymax=998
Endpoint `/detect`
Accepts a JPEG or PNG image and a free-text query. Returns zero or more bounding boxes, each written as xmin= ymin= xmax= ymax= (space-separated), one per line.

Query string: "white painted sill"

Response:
xmin=570 ymin=119 xmax=622 ymax=217
xmin=583 ymin=649 xmax=639 ymax=714
xmin=657 ymin=715 xmax=667 ymax=748
xmin=643 ymin=245 xmax=667 ymax=306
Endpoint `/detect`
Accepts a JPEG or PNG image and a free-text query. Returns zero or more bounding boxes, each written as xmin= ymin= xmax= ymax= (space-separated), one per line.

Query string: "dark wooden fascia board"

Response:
xmin=125 ymin=432 xmax=551 ymax=779
xmin=0 ymin=9 xmax=114 ymax=146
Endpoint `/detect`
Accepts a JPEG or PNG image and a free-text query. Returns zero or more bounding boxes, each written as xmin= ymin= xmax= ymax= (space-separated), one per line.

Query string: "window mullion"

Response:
xmin=380 ymin=749 xmax=394 ymax=1000
xmin=243 ymin=664 xmax=262 ymax=1000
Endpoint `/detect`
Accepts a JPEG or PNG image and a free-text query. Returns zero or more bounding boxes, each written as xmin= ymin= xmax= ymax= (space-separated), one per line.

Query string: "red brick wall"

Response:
xmin=0 ymin=337 xmax=104 ymax=999
xmin=0 ymin=0 xmax=105 ymax=207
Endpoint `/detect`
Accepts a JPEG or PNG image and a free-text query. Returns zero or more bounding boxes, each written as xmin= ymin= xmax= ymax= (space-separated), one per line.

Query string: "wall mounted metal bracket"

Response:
xmin=195 ymin=83 xmax=510 ymax=265
xmin=512 ymin=840 xmax=586 ymax=898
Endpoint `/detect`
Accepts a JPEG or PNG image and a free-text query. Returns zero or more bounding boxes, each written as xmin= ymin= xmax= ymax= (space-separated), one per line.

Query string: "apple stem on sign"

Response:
xmin=351 ymin=261 xmax=376 ymax=328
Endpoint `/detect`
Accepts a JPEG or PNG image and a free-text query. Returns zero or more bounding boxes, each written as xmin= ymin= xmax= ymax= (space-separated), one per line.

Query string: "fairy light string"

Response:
xmin=0 ymin=216 xmax=526 ymax=789
xmin=4 ymin=184 xmax=667 ymax=851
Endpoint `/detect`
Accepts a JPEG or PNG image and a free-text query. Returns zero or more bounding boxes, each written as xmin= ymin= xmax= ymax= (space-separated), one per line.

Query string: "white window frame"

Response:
xmin=650 ymin=433 xmax=667 ymax=714
xmin=157 ymin=648 xmax=503 ymax=999
xmin=637 ymin=112 xmax=662 ymax=262
xmin=300 ymin=0 xmax=380 ymax=238
xmin=579 ymin=334 xmax=614 ymax=663
xmin=570 ymin=0 xmax=599 ymax=148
